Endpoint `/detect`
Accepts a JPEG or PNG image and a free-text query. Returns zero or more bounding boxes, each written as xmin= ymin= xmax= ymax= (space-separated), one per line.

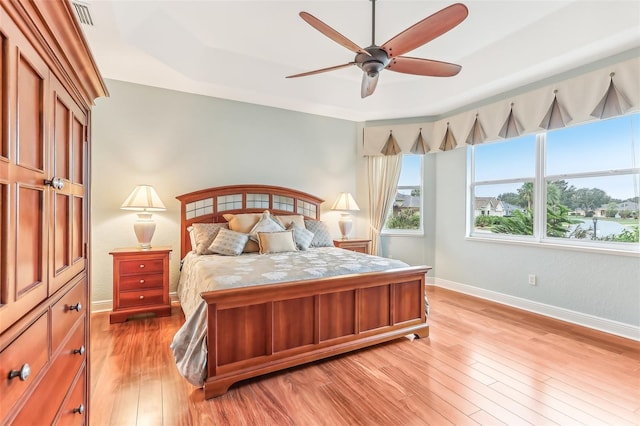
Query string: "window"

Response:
xmin=470 ymin=113 xmax=640 ymax=251
xmin=383 ymin=155 xmax=423 ymax=233
xmin=472 ymin=135 xmax=536 ymax=237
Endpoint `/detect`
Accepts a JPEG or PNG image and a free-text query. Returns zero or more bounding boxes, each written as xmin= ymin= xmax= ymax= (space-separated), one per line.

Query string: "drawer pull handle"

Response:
xmin=8 ymin=364 xmax=31 ymax=381
xmin=69 ymin=302 xmax=82 ymax=312
xmin=139 ymin=295 xmax=144 ymax=300
xmin=73 ymin=345 xmax=86 ymax=355
xmin=139 ymin=279 xmax=145 ymax=284
xmin=73 ymin=404 xmax=85 ymax=415
xmin=139 ymin=264 xmax=145 ymax=268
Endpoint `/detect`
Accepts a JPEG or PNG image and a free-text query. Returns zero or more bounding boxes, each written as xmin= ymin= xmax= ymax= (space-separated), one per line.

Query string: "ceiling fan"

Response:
xmin=286 ymin=1 xmax=468 ymax=98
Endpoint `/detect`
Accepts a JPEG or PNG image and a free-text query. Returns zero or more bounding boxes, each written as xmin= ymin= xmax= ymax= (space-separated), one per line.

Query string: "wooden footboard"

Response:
xmin=200 ymin=265 xmax=431 ymax=398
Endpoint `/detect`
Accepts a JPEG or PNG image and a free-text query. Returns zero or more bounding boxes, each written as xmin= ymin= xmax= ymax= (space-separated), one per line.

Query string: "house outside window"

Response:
xmin=469 ymin=113 xmax=640 ymax=252
xmin=383 ymin=155 xmax=423 ymax=234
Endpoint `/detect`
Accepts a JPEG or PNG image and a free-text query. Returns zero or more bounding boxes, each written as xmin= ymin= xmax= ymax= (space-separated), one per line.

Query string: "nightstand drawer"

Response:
xmin=120 ymin=258 xmax=164 ymax=275
xmin=333 ymin=238 xmax=371 ymax=254
xmin=110 ymin=246 xmax=172 ymax=323
xmin=120 ymin=273 xmax=164 ymax=291
xmin=119 ymin=289 xmax=165 ymax=309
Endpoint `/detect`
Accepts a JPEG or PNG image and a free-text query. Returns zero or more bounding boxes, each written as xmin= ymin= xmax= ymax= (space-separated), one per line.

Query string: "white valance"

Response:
xmin=362 ymin=56 xmax=639 ymax=156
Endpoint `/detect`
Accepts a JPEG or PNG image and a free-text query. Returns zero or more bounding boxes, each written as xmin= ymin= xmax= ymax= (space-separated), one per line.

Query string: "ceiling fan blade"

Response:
xmin=381 ymin=3 xmax=468 ymax=58
xmin=299 ymin=12 xmax=370 ymax=56
xmin=286 ymin=62 xmax=356 ymax=78
xmin=361 ymin=72 xmax=380 ymax=98
xmin=386 ymin=56 xmax=461 ymax=77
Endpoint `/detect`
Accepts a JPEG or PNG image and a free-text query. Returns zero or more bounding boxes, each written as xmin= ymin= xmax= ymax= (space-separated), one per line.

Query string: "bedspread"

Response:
xmin=171 ymin=247 xmax=427 ymax=386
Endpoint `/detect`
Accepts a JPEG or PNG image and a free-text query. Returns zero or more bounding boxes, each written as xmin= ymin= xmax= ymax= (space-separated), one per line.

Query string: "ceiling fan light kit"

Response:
xmin=287 ymin=1 xmax=468 ymax=98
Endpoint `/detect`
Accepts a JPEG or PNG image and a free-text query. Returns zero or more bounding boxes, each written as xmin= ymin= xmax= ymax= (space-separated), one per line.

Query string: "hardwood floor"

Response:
xmin=90 ymin=286 xmax=640 ymax=425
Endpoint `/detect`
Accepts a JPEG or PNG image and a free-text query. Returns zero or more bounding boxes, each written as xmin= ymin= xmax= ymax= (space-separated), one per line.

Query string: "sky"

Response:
xmin=398 ymin=113 xmax=639 ymax=201
xmin=473 ymin=113 xmax=639 ymax=201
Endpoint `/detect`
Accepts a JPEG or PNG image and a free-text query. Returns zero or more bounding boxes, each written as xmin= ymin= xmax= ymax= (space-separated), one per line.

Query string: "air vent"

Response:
xmin=72 ymin=2 xmax=94 ymax=26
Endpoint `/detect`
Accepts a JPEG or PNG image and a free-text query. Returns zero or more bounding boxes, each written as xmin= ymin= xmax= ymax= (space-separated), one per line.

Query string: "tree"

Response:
xmin=491 ymin=206 xmax=573 ymax=237
xmin=491 ymin=209 xmax=533 ymax=235
xmin=497 ymin=192 xmax=519 ymax=206
xmin=386 ymin=208 xmax=420 ymax=230
xmin=551 ymin=180 xmax=577 ymax=209
xmin=605 ymin=202 xmax=619 ymax=218
xmin=517 ymin=182 xmax=534 ymax=209
xmin=411 ymin=188 xmax=421 ymax=197
xmin=572 ymin=188 xmax=610 ymax=212
xmin=546 ymin=204 xmax=573 ymax=237
xmin=546 ymin=182 xmax=561 ymax=207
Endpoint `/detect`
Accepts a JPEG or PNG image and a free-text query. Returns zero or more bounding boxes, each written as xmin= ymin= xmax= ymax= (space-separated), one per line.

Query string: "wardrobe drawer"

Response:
xmin=119 ymin=288 xmax=165 ymax=309
xmin=57 ymin=368 xmax=86 ymax=426
xmin=0 ymin=313 xmax=49 ymax=422
xmin=120 ymin=272 xmax=164 ymax=291
xmin=52 ymin=280 xmax=86 ymax=353
xmin=14 ymin=321 xmax=86 ymax=425
xmin=120 ymin=258 xmax=164 ymax=275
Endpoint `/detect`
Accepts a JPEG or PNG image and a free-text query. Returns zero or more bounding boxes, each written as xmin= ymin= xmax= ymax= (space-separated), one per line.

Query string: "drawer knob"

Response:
xmin=139 ymin=264 xmax=145 ymax=268
xmin=139 ymin=295 xmax=144 ymax=300
xmin=69 ymin=302 xmax=82 ymax=312
xmin=73 ymin=404 xmax=85 ymax=415
xmin=8 ymin=364 xmax=31 ymax=381
xmin=139 ymin=279 xmax=145 ymax=284
xmin=73 ymin=345 xmax=86 ymax=355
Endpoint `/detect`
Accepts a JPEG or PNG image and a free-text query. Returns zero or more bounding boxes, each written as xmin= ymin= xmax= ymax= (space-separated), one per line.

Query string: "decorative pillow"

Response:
xmin=304 ymin=220 xmax=334 ymax=247
xmin=187 ymin=226 xmax=197 ymax=252
xmin=223 ymin=212 xmax=263 ymax=233
xmin=249 ymin=211 xmax=284 ymax=242
xmin=223 ymin=211 xmax=269 ymax=253
xmin=191 ymin=223 xmax=229 ymax=255
xmin=274 ymin=214 xmax=305 ymax=229
xmin=287 ymin=223 xmax=314 ymax=251
xmin=208 ymin=228 xmax=249 ymax=256
xmin=257 ymin=230 xmax=297 ymax=255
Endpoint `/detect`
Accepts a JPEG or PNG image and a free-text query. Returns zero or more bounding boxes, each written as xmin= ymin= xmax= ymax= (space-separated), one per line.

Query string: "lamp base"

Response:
xmin=338 ymin=213 xmax=353 ymax=240
xmin=134 ymin=212 xmax=156 ymax=249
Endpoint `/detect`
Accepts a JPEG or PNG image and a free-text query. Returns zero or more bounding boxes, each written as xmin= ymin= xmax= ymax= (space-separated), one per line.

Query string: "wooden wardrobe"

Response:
xmin=0 ymin=0 xmax=106 ymax=424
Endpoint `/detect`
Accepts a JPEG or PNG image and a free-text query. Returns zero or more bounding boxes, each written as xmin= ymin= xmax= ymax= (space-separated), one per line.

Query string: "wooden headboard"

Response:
xmin=176 ymin=184 xmax=324 ymax=258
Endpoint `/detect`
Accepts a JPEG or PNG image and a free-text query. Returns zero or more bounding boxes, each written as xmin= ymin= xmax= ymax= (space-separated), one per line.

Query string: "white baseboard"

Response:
xmin=427 ymin=277 xmax=640 ymax=342
xmin=91 ymin=292 xmax=179 ymax=313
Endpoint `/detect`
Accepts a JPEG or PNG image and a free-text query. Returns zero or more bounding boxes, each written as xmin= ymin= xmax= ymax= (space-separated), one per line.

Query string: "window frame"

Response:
xmin=382 ymin=154 xmax=424 ymax=236
xmin=468 ymin=114 xmax=640 ymax=254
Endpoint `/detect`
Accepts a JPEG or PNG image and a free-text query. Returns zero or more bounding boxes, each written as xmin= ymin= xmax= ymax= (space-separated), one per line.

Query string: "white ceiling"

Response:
xmin=79 ymin=1 xmax=640 ymax=122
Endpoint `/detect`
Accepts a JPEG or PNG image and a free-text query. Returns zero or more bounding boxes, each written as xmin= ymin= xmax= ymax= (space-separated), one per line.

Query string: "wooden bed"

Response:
xmin=176 ymin=184 xmax=431 ymax=398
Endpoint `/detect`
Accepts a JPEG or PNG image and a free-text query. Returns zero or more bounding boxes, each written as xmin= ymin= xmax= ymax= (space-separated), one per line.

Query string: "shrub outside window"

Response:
xmin=383 ymin=155 xmax=423 ymax=234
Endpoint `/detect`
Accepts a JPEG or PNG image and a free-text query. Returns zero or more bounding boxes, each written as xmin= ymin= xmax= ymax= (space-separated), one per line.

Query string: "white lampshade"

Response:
xmin=121 ymin=185 xmax=166 ymax=249
xmin=121 ymin=184 xmax=166 ymax=211
xmin=331 ymin=192 xmax=360 ymax=212
xmin=332 ymin=193 xmax=360 ymax=240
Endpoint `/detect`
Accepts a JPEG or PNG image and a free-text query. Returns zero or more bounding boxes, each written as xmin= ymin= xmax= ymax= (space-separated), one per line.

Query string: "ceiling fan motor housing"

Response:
xmin=356 ymin=46 xmax=390 ymax=77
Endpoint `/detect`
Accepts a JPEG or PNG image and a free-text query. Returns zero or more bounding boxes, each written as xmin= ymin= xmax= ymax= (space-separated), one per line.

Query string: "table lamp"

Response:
xmin=121 ymin=184 xmax=166 ymax=249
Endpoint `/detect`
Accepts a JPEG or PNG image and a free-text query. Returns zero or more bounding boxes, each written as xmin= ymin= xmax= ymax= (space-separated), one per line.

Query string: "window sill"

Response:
xmin=381 ymin=231 xmax=424 ymax=237
xmin=466 ymin=235 xmax=640 ymax=257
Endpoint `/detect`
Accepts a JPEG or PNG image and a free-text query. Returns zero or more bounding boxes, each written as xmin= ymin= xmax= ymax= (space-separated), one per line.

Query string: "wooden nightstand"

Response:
xmin=109 ymin=246 xmax=172 ymax=323
xmin=333 ymin=238 xmax=372 ymax=254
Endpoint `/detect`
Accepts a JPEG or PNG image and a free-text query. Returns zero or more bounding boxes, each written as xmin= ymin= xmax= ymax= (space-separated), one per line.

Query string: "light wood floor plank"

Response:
xmin=90 ymin=287 xmax=640 ymax=425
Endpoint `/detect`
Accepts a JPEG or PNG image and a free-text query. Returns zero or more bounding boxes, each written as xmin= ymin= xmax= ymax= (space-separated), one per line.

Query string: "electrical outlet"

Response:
xmin=528 ymin=274 xmax=536 ymax=286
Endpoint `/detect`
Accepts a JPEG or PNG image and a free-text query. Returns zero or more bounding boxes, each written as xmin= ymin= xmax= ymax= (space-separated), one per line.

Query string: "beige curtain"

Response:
xmin=367 ymin=155 xmax=402 ymax=256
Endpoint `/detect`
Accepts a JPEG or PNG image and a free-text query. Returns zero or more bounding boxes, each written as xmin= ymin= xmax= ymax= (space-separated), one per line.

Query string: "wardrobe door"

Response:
xmin=49 ymin=76 xmax=88 ymax=294
xmin=0 ymin=14 xmax=49 ymax=333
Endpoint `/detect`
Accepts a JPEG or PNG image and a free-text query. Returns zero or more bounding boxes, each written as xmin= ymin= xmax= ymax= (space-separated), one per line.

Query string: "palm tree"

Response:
xmin=517 ymin=182 xmax=534 ymax=209
xmin=547 ymin=182 xmax=561 ymax=206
